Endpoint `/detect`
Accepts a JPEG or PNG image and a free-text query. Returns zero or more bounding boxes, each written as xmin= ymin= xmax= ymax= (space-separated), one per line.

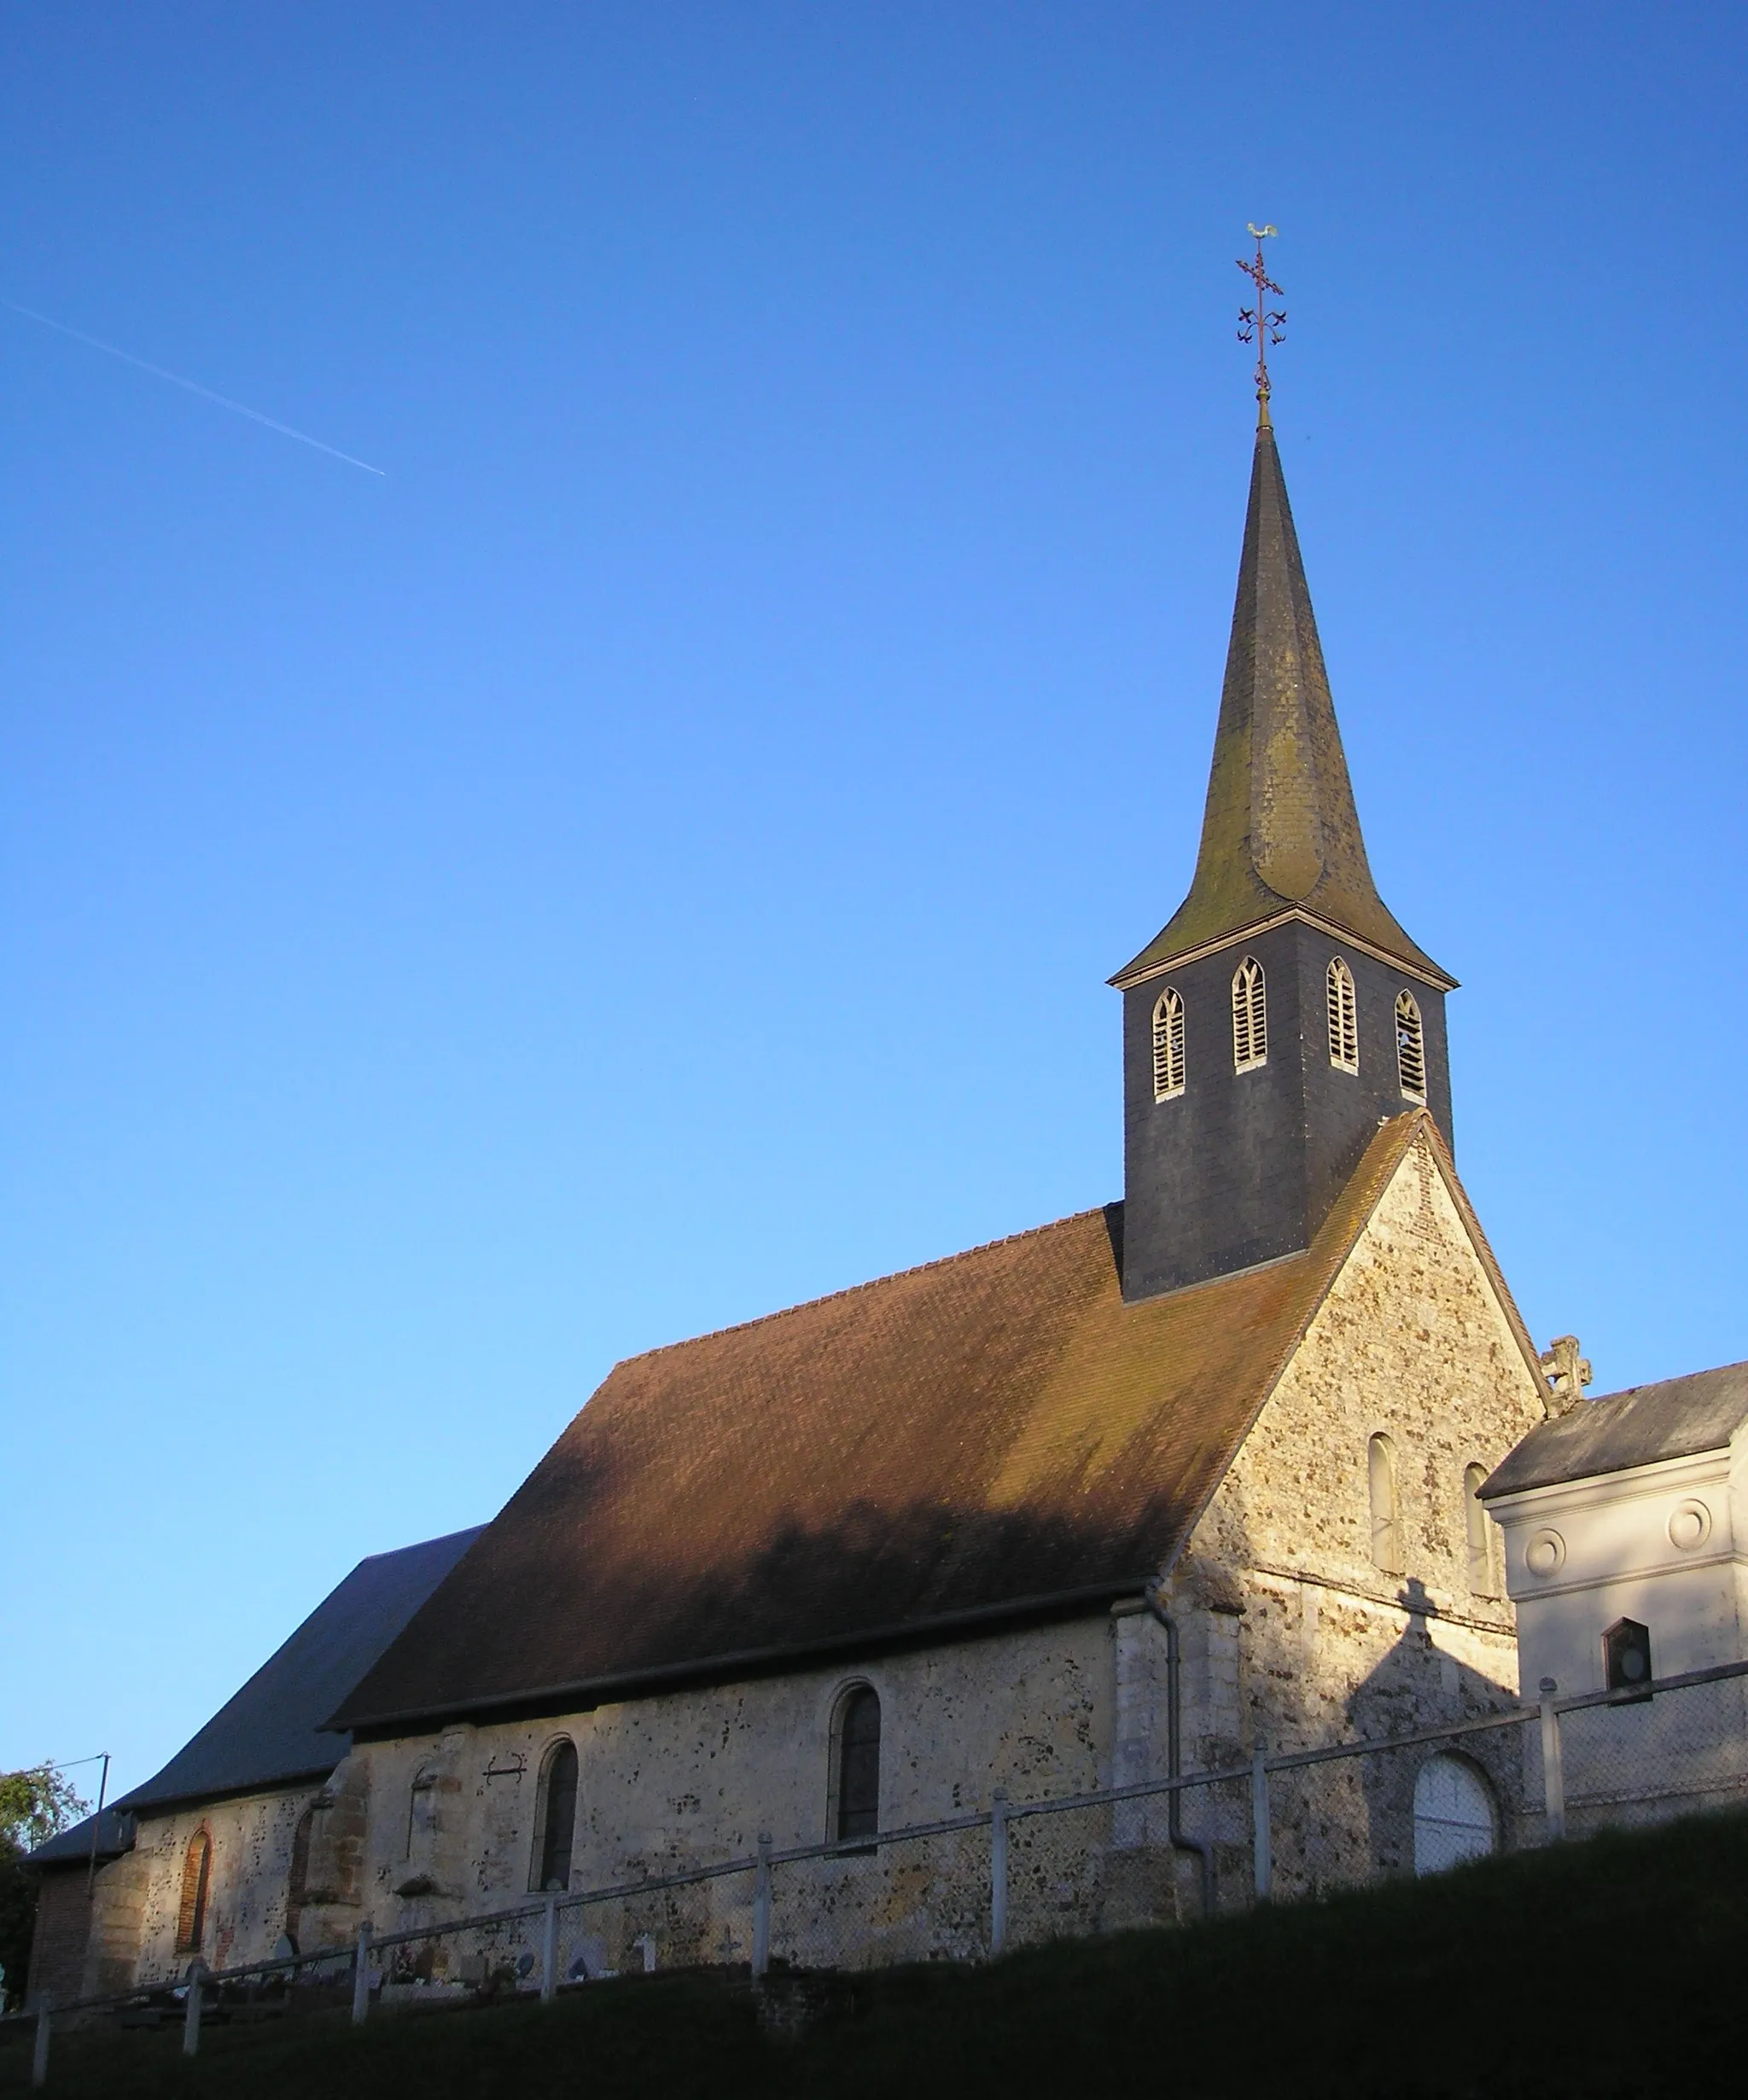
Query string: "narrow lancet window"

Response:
xmin=531 ymin=1739 xmax=579 ymax=1893
xmin=1151 ymin=988 xmax=1186 ymax=1102
xmin=834 ymin=1686 xmax=881 ymax=1842
xmin=1368 ymin=1434 xmax=1402 ymax=1574
xmin=406 ymin=1766 xmax=439 ymax=1861
xmin=1232 ymin=957 xmax=1267 ymax=1072
xmin=1395 ymin=991 xmax=1426 ymax=1102
xmin=1464 ymin=1463 xmax=1496 ymax=1597
xmin=1326 ymin=957 xmax=1359 ymax=1073
xmin=177 ymin=1828 xmax=213 ymax=1952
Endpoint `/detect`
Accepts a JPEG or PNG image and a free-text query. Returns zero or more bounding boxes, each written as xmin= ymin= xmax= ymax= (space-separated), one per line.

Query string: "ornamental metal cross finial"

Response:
xmin=1237 ymin=223 xmax=1285 ymax=408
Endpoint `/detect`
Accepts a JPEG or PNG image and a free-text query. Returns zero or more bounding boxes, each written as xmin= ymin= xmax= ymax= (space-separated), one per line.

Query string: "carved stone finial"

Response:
xmin=1539 ymin=1335 xmax=1593 ymax=1416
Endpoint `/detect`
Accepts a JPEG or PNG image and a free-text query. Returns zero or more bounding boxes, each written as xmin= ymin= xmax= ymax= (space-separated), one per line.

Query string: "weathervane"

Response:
xmin=1237 ymin=223 xmax=1285 ymax=409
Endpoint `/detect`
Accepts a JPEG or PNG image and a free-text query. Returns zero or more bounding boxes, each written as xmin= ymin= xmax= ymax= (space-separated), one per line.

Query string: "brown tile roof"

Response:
xmin=335 ymin=1115 xmax=1473 ymax=1732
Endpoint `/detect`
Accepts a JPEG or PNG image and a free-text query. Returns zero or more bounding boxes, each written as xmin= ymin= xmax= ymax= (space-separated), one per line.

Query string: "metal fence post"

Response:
xmin=351 ymin=1920 xmax=374 ymax=2025
xmin=183 ymin=1960 xmax=204 ymax=2057
xmin=1538 ymin=1678 xmax=1566 ymax=1841
xmin=30 ymin=1993 xmax=50 ymax=2090
xmin=989 ymin=1789 xmax=1009 ymax=1959
xmin=752 ymin=1834 xmax=772 ymax=1980
xmin=541 ymin=1891 xmax=559 ymax=2004
xmin=1250 ymin=1738 xmax=1273 ymax=1903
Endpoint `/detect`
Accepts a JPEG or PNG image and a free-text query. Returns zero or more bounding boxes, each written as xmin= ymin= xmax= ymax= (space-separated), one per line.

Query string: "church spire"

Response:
xmin=1113 ymin=370 xmax=1451 ymax=992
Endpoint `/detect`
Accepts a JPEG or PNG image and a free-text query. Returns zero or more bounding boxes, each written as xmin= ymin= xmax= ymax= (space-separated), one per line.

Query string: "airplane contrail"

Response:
xmin=3 ymin=298 xmax=386 ymax=476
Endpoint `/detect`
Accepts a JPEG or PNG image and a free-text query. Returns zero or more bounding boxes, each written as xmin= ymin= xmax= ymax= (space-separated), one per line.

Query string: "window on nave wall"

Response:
xmin=832 ymin=1684 xmax=882 ymax=1844
xmin=176 ymin=1827 xmax=212 ymax=1952
xmin=531 ymin=1738 xmax=579 ymax=1893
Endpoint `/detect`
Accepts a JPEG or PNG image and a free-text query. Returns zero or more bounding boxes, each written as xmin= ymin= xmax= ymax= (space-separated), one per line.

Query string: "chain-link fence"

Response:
xmin=8 ymin=1658 xmax=1746 ymax=2089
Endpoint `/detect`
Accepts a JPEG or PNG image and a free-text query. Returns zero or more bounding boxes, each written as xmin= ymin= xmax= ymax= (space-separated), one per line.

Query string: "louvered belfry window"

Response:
xmin=1395 ymin=991 xmax=1426 ymax=1102
xmin=177 ymin=1829 xmax=212 ymax=1952
xmin=1326 ymin=958 xmax=1359 ymax=1073
xmin=1151 ymin=987 xmax=1186 ymax=1102
xmin=1232 ymin=957 xmax=1267 ymax=1072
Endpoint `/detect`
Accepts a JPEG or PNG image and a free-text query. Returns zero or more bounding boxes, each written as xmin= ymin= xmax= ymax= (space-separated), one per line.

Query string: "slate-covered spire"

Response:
xmin=1113 ymin=410 xmax=1452 ymax=991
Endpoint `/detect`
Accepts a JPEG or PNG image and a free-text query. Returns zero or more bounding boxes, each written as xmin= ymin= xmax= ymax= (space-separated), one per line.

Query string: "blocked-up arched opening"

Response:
xmin=1368 ymin=1433 xmax=1402 ymax=1574
xmin=1413 ymin=1754 xmax=1496 ymax=1875
xmin=406 ymin=1765 xmax=440 ymax=1862
xmin=1464 ymin=1463 xmax=1498 ymax=1597
xmin=285 ymin=1803 xmax=316 ymax=1950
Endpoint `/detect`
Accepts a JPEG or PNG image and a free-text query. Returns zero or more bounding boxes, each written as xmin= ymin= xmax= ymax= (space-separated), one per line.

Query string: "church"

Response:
xmin=43 ymin=373 xmax=1563 ymax=1998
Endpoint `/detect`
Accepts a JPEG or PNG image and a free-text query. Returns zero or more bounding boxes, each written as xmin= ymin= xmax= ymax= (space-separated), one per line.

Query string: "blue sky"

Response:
xmin=3 ymin=4 xmax=1744 ymax=1795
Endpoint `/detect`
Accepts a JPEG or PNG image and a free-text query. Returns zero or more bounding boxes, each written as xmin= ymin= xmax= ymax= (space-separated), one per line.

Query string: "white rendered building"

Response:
xmin=1481 ymin=1361 xmax=1748 ymax=1831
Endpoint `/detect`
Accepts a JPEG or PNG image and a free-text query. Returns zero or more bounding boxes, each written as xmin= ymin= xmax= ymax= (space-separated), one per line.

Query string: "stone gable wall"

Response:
xmin=1164 ymin=1134 xmax=1548 ymax=1896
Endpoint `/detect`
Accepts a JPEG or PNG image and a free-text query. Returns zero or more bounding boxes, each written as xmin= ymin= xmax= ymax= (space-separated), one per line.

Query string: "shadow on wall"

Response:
xmin=1299 ymin=1580 xmax=1521 ymax=1896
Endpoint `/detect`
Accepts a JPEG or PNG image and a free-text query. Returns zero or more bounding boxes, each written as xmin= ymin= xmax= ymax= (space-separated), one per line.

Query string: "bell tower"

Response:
xmin=1111 ymin=237 xmax=1455 ymax=1301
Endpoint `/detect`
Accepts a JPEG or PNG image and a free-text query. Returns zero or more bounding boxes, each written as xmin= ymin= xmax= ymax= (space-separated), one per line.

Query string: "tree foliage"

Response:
xmin=0 ymin=1764 xmax=90 ymax=2012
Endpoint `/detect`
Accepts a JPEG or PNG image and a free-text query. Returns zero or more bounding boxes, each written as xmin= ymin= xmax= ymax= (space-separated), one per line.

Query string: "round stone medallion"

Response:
xmin=1668 ymin=1499 xmax=1713 ymax=1551
xmin=1524 ymin=1528 xmax=1566 ymax=1579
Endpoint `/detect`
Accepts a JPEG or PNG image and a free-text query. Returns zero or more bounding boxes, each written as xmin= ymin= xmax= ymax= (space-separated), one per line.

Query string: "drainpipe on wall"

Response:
xmin=1145 ymin=1585 xmax=1215 ymax=1919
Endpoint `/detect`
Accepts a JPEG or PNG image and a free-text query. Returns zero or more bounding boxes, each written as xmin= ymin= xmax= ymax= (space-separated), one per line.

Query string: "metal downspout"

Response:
xmin=1145 ymin=1590 xmax=1215 ymax=1918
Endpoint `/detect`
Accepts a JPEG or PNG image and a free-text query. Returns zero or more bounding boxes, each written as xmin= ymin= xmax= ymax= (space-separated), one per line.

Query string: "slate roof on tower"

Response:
xmin=334 ymin=1114 xmax=1534 ymax=1734
xmin=1112 ymin=411 xmax=1454 ymax=991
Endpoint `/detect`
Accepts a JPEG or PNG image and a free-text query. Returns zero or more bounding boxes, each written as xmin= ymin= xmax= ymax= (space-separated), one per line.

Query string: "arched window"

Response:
xmin=530 ymin=1739 xmax=579 ymax=1893
xmin=176 ymin=1828 xmax=213 ymax=1952
xmin=1413 ymin=1754 xmax=1496 ymax=1876
xmin=1326 ymin=957 xmax=1358 ymax=1073
xmin=832 ymin=1685 xmax=882 ymax=1843
xmin=1151 ymin=988 xmax=1186 ymax=1102
xmin=1232 ymin=957 xmax=1267 ymax=1072
xmin=1368 ymin=1434 xmax=1402 ymax=1574
xmin=406 ymin=1765 xmax=440 ymax=1861
xmin=1464 ymin=1463 xmax=1497 ymax=1597
xmin=285 ymin=1804 xmax=315 ymax=1950
xmin=1395 ymin=991 xmax=1426 ymax=1102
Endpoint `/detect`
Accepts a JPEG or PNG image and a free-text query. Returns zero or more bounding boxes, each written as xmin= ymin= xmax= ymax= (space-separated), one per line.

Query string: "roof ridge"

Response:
xmin=622 ymin=1205 xmax=1116 ymax=1367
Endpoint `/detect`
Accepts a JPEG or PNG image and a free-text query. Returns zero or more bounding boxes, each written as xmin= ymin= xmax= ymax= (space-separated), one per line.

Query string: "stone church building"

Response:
xmin=45 ymin=398 xmax=1560 ymax=1996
